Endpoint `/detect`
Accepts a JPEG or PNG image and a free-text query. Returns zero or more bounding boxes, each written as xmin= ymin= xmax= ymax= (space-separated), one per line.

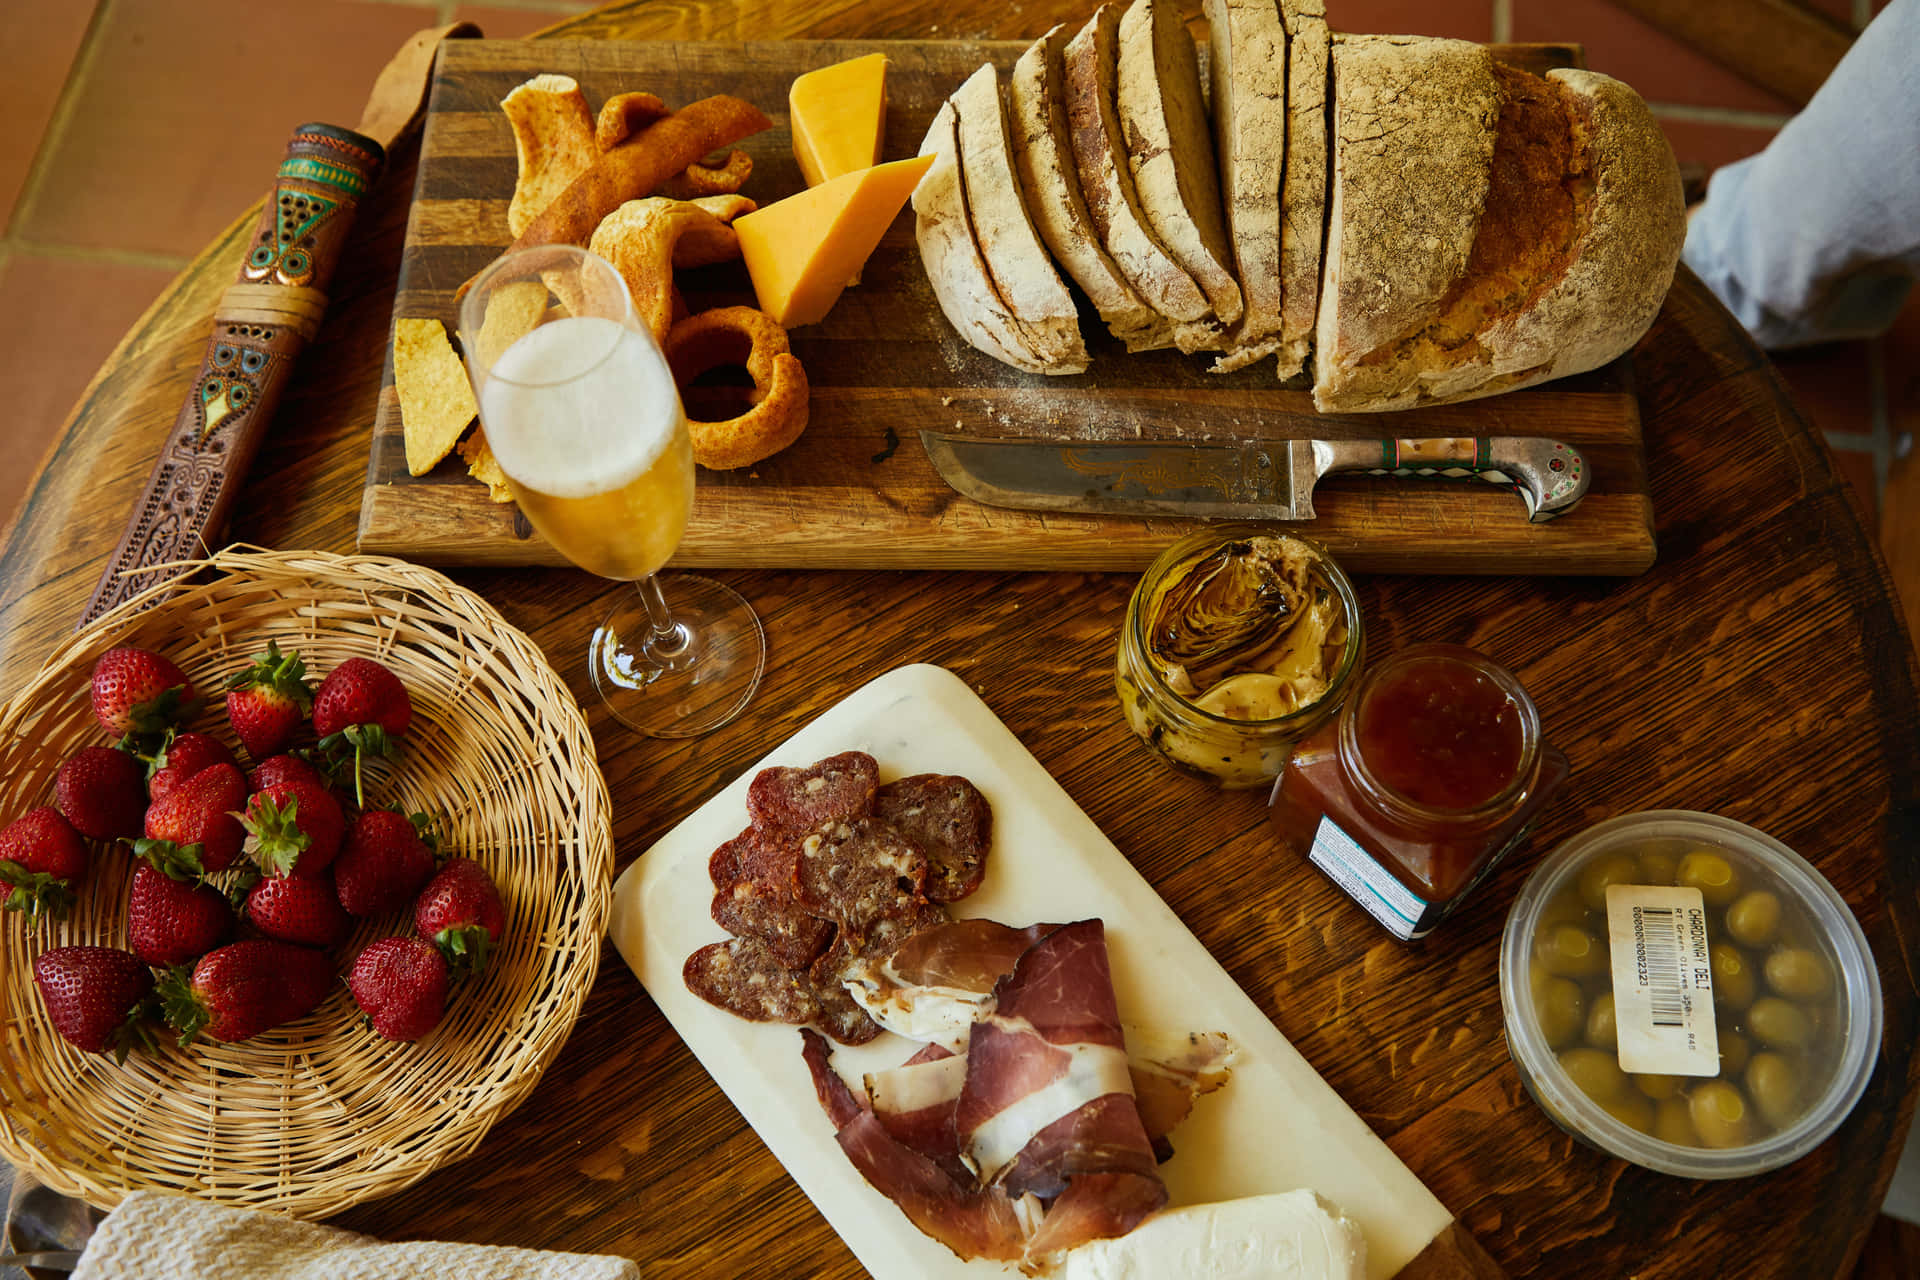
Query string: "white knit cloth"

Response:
xmin=71 ymin=1190 xmax=642 ymax=1280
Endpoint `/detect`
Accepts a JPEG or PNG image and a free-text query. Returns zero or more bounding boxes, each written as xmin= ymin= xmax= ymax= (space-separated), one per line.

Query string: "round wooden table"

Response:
xmin=2 ymin=3 xmax=1917 ymax=1277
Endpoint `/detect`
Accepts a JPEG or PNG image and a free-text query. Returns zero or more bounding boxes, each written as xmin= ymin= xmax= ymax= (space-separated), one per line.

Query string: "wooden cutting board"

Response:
xmin=356 ymin=38 xmax=1654 ymax=577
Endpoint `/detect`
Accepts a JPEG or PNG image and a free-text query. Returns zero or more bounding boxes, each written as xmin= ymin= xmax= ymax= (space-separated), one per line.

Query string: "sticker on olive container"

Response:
xmin=1605 ymin=884 xmax=1720 ymax=1076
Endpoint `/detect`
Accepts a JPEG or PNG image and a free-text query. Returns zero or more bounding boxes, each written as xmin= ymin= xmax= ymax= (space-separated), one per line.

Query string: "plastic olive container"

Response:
xmin=1499 ymin=810 xmax=1881 ymax=1178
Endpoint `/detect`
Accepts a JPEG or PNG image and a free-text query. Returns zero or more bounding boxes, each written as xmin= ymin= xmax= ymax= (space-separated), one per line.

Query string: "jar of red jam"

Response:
xmin=1267 ymin=644 xmax=1568 ymax=940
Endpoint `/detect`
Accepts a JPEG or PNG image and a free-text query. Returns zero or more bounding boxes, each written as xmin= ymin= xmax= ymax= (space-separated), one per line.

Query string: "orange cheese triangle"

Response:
xmin=790 ymin=53 xmax=890 ymax=188
xmin=736 ymin=154 xmax=935 ymax=328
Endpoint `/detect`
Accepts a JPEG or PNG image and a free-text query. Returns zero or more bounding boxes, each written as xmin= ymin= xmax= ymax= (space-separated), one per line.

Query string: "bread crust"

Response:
xmin=1011 ymin=26 xmax=1172 ymax=352
xmin=1118 ymin=0 xmax=1245 ymax=339
xmin=1275 ymin=3 xmax=1327 ymax=378
xmin=1062 ymin=5 xmax=1215 ymax=343
xmin=914 ymin=102 xmax=1054 ymax=375
xmin=952 ymin=63 xmax=1089 ymax=373
xmin=1204 ymin=0 xmax=1288 ymax=372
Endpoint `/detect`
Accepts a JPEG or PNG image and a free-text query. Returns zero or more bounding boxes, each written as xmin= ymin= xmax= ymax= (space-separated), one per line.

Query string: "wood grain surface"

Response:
xmin=0 ymin=2 xmax=1916 ymax=1278
xmin=355 ymin=37 xmax=1657 ymax=577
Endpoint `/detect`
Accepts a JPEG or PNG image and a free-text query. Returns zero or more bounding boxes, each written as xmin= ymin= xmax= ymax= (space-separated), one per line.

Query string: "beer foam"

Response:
xmin=478 ymin=315 xmax=682 ymax=499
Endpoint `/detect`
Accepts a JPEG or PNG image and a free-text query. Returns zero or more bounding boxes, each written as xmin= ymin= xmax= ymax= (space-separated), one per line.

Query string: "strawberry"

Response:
xmin=240 ymin=777 xmax=345 ymax=877
xmin=347 ymin=936 xmax=449 ymax=1041
xmin=248 ymin=752 xmax=327 ymax=795
xmin=145 ymin=731 xmax=238 ymax=805
xmin=133 ymin=762 xmax=247 ymax=877
xmin=158 ymin=939 xmax=332 ymax=1045
xmin=0 ymin=807 xmax=89 ymax=918
xmin=335 ymin=810 xmax=438 ymax=917
xmin=33 ymin=946 xmax=158 ymax=1062
xmin=55 ymin=745 xmax=147 ymax=841
xmin=245 ymin=870 xmax=350 ymax=948
xmin=313 ymin=658 xmax=411 ymax=808
xmin=128 ymin=862 xmax=235 ymax=967
xmin=224 ymin=641 xmax=313 ymax=762
xmin=89 ymin=646 xmax=199 ymax=742
xmin=413 ymin=857 xmax=504 ymax=974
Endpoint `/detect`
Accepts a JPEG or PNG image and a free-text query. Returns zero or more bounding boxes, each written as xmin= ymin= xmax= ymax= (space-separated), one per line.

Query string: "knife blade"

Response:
xmin=77 ymin=22 xmax=480 ymax=629
xmin=920 ymin=432 xmax=1589 ymax=523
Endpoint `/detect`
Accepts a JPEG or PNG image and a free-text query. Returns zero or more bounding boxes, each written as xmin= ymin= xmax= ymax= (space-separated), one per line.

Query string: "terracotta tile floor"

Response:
xmin=0 ymin=0 xmax=1915 ymax=1269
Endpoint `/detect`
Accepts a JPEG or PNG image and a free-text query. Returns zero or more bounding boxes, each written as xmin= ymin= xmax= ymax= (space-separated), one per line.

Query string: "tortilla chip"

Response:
xmin=394 ymin=317 xmax=478 ymax=476
xmin=458 ymin=430 xmax=515 ymax=503
xmin=470 ymin=279 xmax=552 ymax=371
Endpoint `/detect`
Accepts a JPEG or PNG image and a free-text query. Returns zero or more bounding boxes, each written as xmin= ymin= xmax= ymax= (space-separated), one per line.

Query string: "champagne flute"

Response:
xmin=459 ymin=244 xmax=765 ymax=736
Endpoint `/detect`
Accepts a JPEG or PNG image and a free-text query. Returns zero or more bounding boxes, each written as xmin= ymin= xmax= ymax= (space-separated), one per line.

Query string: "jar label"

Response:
xmin=1307 ymin=816 xmax=1437 ymax=940
xmin=1604 ymin=885 xmax=1720 ymax=1076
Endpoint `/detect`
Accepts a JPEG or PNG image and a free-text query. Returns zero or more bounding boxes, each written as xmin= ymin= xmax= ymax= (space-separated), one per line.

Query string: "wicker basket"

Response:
xmin=0 ymin=547 xmax=613 ymax=1218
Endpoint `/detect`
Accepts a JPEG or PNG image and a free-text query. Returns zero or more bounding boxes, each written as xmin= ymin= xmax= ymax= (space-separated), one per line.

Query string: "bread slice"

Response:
xmin=1313 ymin=40 xmax=1684 ymax=411
xmin=1010 ymin=26 xmax=1172 ymax=352
xmin=1276 ymin=0 xmax=1328 ymax=378
xmin=1204 ymin=0 xmax=1288 ymax=372
xmin=951 ymin=64 xmax=1089 ymax=373
xmin=1117 ymin=0 xmax=1243 ymax=345
xmin=1062 ymin=5 xmax=1215 ymax=347
xmin=914 ymin=101 xmax=1055 ymax=375
xmin=1313 ymin=35 xmax=1499 ymax=409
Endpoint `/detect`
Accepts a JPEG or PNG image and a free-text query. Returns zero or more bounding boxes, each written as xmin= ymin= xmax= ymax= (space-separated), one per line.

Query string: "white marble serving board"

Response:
xmin=607 ymin=663 xmax=1449 ymax=1279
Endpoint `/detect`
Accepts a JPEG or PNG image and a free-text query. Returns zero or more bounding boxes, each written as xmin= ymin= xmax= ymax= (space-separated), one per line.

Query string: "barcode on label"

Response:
xmin=1637 ymin=906 xmax=1684 ymax=1027
xmin=1606 ymin=884 xmax=1718 ymax=1076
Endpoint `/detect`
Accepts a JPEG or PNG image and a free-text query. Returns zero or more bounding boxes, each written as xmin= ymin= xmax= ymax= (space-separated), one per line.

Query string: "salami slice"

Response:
xmin=794 ymin=816 xmax=929 ymax=925
xmin=682 ymin=936 xmax=821 ymax=1026
xmin=873 ymin=774 xmax=993 ymax=903
xmin=747 ymin=751 xmax=880 ymax=832
xmin=712 ymin=877 xmax=834 ymax=969
xmin=708 ymin=827 xmax=755 ymax=888
xmin=807 ymin=903 xmax=951 ymax=1046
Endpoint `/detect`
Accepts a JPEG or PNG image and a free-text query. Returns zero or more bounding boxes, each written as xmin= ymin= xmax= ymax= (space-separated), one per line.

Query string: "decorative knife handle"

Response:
xmin=1319 ymin=436 xmax=1589 ymax=523
xmin=78 ymin=123 xmax=384 ymax=629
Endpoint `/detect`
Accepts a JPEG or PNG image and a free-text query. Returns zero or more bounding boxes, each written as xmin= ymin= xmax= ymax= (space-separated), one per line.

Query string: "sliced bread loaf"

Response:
xmin=1010 ymin=26 xmax=1172 ymax=352
xmin=951 ymin=63 xmax=1089 ymax=373
xmin=1062 ymin=5 xmax=1216 ymax=346
xmin=1276 ymin=0 xmax=1328 ymax=378
xmin=1204 ymin=0 xmax=1288 ymax=371
xmin=914 ymin=100 xmax=1055 ymax=375
xmin=1117 ymin=0 xmax=1244 ymax=341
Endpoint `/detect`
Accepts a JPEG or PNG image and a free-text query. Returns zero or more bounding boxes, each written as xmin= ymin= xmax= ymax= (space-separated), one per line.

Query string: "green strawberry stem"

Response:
xmin=320 ymin=724 xmax=398 ymax=810
xmin=239 ymin=795 xmax=312 ymax=877
xmin=0 ymin=862 xmax=76 ymax=919
xmin=131 ymin=837 xmax=209 ymax=882
xmin=433 ymin=924 xmax=492 ymax=976
xmin=109 ymin=999 xmax=163 ymax=1065
xmin=155 ymin=966 xmax=210 ymax=1048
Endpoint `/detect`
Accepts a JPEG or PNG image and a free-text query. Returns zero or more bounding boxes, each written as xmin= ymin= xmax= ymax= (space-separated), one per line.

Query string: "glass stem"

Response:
xmin=636 ymin=574 xmax=692 ymax=664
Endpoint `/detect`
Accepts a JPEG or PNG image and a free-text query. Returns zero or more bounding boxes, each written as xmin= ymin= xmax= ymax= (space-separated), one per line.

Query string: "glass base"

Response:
xmin=590 ymin=574 xmax=765 ymax=737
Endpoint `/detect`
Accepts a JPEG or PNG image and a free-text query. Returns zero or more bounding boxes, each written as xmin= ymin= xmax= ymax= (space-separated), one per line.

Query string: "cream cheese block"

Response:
xmin=1058 ymin=1191 xmax=1367 ymax=1280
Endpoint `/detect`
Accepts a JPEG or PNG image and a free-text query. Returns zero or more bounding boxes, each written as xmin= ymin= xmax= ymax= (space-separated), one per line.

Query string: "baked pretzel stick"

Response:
xmin=595 ymin=91 xmax=671 ymax=150
xmin=510 ymin=94 xmax=771 ymax=252
xmin=661 ymin=149 xmax=754 ymax=200
xmin=666 ymin=305 xmax=810 ymax=471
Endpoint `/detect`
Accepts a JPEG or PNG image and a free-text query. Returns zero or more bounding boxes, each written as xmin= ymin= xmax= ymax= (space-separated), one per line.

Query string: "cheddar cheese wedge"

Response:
xmin=790 ymin=53 xmax=890 ymax=187
xmin=735 ymin=154 xmax=935 ymax=327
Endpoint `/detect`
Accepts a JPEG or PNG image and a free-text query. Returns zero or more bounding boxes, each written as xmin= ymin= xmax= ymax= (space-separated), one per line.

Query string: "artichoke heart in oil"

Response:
xmin=1145 ymin=535 xmax=1348 ymax=719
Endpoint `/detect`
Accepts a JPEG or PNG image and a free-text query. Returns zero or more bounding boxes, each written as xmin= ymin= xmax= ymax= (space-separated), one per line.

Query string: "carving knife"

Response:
xmin=920 ymin=432 xmax=1590 ymax=523
xmin=77 ymin=22 xmax=480 ymax=629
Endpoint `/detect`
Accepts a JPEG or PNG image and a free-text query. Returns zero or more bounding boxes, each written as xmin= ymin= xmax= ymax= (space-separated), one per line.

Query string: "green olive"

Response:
xmin=1538 ymin=887 xmax=1592 ymax=931
xmin=1717 ymin=1028 xmax=1752 ymax=1075
xmin=1688 ymin=1080 xmax=1755 ymax=1148
xmin=1725 ymin=891 xmax=1783 ymax=948
xmin=1635 ymin=851 xmax=1679 ymax=886
xmin=1536 ymin=924 xmax=1609 ymax=979
xmin=1586 ymin=992 xmax=1617 ymax=1050
xmin=1653 ymin=1097 xmax=1699 ymax=1146
xmin=1764 ymin=947 xmax=1832 ymax=1001
xmin=1537 ymin=977 xmax=1587 ymax=1049
xmin=1678 ymin=849 xmax=1742 ymax=907
xmin=1748 ymin=996 xmax=1815 ymax=1050
xmin=1632 ymin=1072 xmax=1684 ymax=1101
xmin=1746 ymin=1052 xmax=1803 ymax=1129
xmin=1579 ymin=852 xmax=1644 ymax=910
xmin=1710 ymin=942 xmax=1757 ymax=1010
xmin=1560 ymin=1047 xmax=1630 ymax=1104
xmin=1599 ymin=1092 xmax=1655 ymax=1134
